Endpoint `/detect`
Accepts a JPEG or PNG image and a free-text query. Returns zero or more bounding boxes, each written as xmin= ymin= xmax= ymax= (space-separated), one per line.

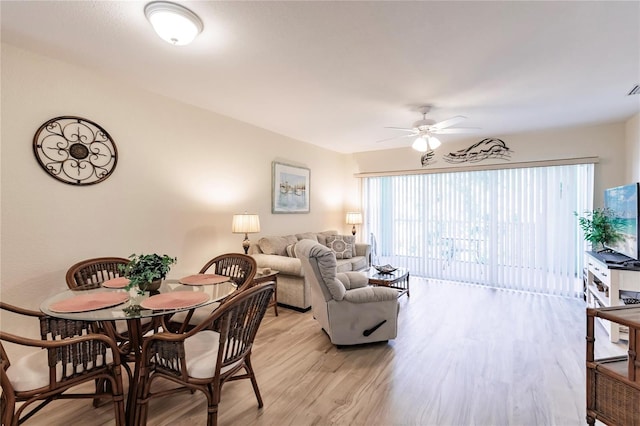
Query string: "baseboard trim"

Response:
xmin=277 ymin=302 xmax=311 ymax=313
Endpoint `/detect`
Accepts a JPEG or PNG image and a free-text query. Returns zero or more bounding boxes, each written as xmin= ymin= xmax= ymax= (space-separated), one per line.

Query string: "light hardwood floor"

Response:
xmin=17 ymin=278 xmax=625 ymax=425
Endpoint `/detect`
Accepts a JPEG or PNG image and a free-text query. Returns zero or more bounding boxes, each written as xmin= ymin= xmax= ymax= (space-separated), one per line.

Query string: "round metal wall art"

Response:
xmin=33 ymin=116 xmax=118 ymax=185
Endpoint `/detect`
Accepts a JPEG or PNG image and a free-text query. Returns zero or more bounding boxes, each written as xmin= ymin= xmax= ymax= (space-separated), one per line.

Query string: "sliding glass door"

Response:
xmin=362 ymin=164 xmax=593 ymax=297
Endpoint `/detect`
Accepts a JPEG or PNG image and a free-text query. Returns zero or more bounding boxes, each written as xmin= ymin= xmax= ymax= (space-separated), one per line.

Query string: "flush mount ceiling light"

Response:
xmin=145 ymin=1 xmax=203 ymax=46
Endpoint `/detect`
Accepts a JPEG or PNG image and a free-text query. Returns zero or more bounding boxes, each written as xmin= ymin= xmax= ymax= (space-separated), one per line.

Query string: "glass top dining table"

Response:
xmin=40 ymin=278 xmax=237 ymax=425
xmin=40 ymin=279 xmax=237 ymax=321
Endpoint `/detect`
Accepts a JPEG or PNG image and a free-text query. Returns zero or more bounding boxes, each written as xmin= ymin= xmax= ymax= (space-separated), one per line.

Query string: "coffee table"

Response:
xmin=367 ymin=267 xmax=410 ymax=298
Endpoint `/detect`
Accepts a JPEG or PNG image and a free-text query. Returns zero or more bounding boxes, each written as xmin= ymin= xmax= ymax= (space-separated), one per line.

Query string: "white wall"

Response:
xmin=0 ymin=44 xmax=357 ymax=313
xmin=626 ymin=113 xmax=640 ymax=182
xmin=1 ymin=41 xmax=635 ymax=355
xmin=353 ymin=122 xmax=628 ymax=206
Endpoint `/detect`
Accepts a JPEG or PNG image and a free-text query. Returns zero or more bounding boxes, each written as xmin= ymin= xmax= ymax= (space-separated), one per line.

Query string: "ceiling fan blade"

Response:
xmin=431 ymin=127 xmax=480 ymax=134
xmin=376 ymin=133 xmax=416 ymax=143
xmin=384 ymin=126 xmax=416 ymax=133
xmin=430 ymin=115 xmax=467 ymax=130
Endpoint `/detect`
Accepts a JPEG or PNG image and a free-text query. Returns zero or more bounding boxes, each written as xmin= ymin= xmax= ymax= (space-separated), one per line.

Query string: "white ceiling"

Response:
xmin=2 ymin=1 xmax=639 ymax=154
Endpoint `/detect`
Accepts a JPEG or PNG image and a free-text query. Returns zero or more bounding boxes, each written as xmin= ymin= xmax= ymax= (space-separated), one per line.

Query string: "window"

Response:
xmin=363 ymin=164 xmax=593 ymax=297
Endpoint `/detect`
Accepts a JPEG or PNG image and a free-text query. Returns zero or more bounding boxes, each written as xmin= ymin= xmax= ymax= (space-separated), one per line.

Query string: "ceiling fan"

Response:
xmin=378 ymin=105 xmax=477 ymax=152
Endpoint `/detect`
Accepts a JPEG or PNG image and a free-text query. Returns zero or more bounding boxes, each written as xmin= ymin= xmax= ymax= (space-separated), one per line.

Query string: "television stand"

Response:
xmin=585 ymin=251 xmax=640 ymax=342
xmin=596 ymin=250 xmax=632 ymax=265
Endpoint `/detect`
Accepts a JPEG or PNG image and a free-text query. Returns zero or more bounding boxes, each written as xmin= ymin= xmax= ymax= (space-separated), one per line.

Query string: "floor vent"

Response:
xmin=628 ymin=85 xmax=640 ymax=95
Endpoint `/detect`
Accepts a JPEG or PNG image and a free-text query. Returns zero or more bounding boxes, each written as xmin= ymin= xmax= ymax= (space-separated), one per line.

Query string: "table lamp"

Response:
xmin=232 ymin=213 xmax=260 ymax=254
xmin=346 ymin=211 xmax=363 ymax=236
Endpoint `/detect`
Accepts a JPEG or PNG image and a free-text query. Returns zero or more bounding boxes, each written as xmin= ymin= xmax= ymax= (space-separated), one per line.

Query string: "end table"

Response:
xmin=253 ymin=269 xmax=279 ymax=316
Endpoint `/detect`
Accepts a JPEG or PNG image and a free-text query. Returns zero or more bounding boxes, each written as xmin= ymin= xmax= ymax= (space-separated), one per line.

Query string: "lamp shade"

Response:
xmin=428 ymin=135 xmax=442 ymax=149
xmin=345 ymin=212 xmax=363 ymax=225
xmin=145 ymin=1 xmax=203 ymax=46
xmin=232 ymin=214 xmax=260 ymax=234
xmin=411 ymin=136 xmax=428 ymax=152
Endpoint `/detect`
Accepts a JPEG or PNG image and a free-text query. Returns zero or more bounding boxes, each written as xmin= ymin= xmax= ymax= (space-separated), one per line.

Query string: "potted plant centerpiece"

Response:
xmin=119 ymin=253 xmax=177 ymax=294
xmin=575 ymin=207 xmax=623 ymax=251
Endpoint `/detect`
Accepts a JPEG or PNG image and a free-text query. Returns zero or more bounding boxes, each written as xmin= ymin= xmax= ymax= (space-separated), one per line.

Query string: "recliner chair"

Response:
xmin=295 ymin=239 xmax=399 ymax=345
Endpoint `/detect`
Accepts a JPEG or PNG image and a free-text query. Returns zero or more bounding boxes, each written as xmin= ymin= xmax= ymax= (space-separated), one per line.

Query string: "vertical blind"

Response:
xmin=362 ymin=163 xmax=594 ymax=297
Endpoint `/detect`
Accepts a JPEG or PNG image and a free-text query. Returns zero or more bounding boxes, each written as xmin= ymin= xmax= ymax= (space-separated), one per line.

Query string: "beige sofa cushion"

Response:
xmin=336 ymin=259 xmax=354 ymax=272
xmin=258 ymin=235 xmax=298 ymax=256
xmin=295 ymin=232 xmax=318 ymax=242
xmin=316 ymin=230 xmax=338 ymax=246
xmin=349 ymin=256 xmax=368 ymax=271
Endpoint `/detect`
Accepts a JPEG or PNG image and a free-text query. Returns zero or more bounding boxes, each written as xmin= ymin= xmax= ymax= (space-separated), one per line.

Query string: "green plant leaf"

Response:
xmin=118 ymin=253 xmax=177 ymax=292
xmin=575 ymin=208 xmax=624 ymax=249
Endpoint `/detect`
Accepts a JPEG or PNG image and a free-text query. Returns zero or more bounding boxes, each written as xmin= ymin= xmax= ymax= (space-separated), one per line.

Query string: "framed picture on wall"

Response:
xmin=272 ymin=162 xmax=310 ymax=213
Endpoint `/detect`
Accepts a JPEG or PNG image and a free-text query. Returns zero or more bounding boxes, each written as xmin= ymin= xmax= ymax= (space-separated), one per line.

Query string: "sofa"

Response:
xmin=248 ymin=230 xmax=370 ymax=311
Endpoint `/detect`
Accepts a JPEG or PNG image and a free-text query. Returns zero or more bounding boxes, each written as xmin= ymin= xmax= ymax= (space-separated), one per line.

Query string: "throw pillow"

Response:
xmin=326 ymin=235 xmax=354 ymax=259
xmin=285 ymin=243 xmax=297 ymax=258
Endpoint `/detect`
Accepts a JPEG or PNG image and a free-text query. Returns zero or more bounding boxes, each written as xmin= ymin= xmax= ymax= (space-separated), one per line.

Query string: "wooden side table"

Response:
xmin=253 ymin=269 xmax=279 ymax=316
xmin=586 ymin=305 xmax=640 ymax=425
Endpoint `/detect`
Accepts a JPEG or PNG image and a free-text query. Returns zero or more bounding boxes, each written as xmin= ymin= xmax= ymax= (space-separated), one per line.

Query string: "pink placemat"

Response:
xmin=102 ymin=277 xmax=130 ymax=288
xmin=179 ymin=274 xmax=228 ymax=285
xmin=140 ymin=292 xmax=210 ymax=310
xmin=49 ymin=292 xmax=130 ymax=313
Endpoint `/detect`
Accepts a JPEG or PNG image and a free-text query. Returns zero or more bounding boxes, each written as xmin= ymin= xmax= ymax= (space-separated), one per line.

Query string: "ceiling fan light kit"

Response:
xmin=412 ymin=137 xmax=428 ymax=152
xmin=428 ymin=135 xmax=441 ymax=149
xmin=380 ymin=105 xmax=477 ymax=151
xmin=411 ymin=135 xmax=442 ymax=152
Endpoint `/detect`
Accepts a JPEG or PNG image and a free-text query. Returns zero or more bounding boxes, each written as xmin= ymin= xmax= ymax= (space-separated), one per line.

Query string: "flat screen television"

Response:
xmin=604 ymin=182 xmax=640 ymax=260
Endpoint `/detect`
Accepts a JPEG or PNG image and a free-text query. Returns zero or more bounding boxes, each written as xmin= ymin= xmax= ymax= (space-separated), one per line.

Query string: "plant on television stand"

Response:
xmin=575 ymin=208 xmax=623 ymax=251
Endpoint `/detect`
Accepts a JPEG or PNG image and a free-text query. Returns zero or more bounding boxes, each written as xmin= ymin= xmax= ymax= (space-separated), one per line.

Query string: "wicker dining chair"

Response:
xmin=134 ymin=282 xmax=275 ymax=426
xmin=167 ymin=253 xmax=257 ymax=333
xmin=65 ymin=257 xmax=130 ymax=290
xmin=0 ymin=302 xmax=126 ymax=425
xmin=198 ymin=253 xmax=257 ymax=291
xmin=65 ymin=256 xmax=157 ymax=351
